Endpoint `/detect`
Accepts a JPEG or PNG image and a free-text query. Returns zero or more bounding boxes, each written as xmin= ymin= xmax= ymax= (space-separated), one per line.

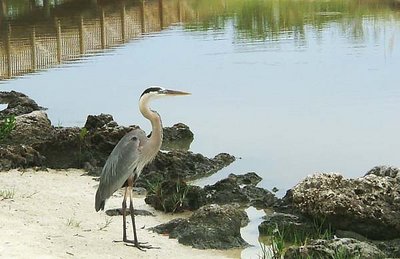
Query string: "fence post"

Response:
xmin=158 ymin=0 xmax=163 ymax=29
xmin=6 ymin=23 xmax=11 ymax=78
xmin=31 ymin=26 xmax=37 ymax=71
xmin=55 ymin=18 xmax=62 ymax=64
xmin=121 ymin=3 xmax=126 ymax=43
xmin=140 ymin=0 xmax=145 ymax=34
xmin=100 ymin=8 xmax=106 ymax=49
xmin=79 ymin=16 xmax=85 ymax=54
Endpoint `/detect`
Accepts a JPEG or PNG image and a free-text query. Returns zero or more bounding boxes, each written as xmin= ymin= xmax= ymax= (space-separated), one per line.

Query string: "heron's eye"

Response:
xmin=131 ymin=136 xmax=137 ymax=141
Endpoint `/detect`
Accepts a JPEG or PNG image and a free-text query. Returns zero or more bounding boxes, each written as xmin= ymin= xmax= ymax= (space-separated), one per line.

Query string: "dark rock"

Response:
xmin=163 ymin=123 xmax=194 ymax=141
xmin=153 ymin=218 xmax=187 ymax=234
xmin=203 ymin=176 xmax=277 ymax=209
xmin=34 ymin=127 xmax=83 ymax=168
xmin=228 ymin=172 xmax=262 ymax=186
xmin=258 ymin=213 xmax=324 ymax=242
xmin=373 ymin=238 xmax=400 ymax=258
xmin=281 ymin=172 xmax=400 ymax=240
xmin=365 ymin=165 xmax=400 ymax=179
xmin=81 ymin=115 xmax=200 ymax=178
xmin=0 ymin=91 xmax=44 ymax=120
xmin=0 ymin=145 xmax=45 ymax=170
xmin=0 ymin=95 xmax=233 ymax=188
xmin=145 ymin=172 xmax=275 ymax=212
xmin=243 ymin=185 xmax=277 ymax=208
xmin=145 ymin=179 xmax=206 ymax=212
xmin=5 ymin=112 xmax=204 ymax=174
xmin=335 ymin=230 xmax=369 ymax=242
xmin=284 ymin=238 xmax=386 ymax=259
xmin=137 ymin=151 xmax=235 ymax=187
xmin=84 ymin=114 xmax=115 ymax=131
xmin=204 ymin=177 xmax=248 ymax=204
xmin=6 ymin=111 xmax=54 ymax=145
xmin=331 ymin=216 xmax=400 ymax=258
xmin=152 ymin=204 xmax=249 ymax=249
xmin=162 ymin=123 xmax=194 ymax=151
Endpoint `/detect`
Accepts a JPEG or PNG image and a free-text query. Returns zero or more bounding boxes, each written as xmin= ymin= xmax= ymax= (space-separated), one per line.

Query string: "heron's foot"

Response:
xmin=113 ymin=239 xmax=159 ymax=250
xmin=125 ymin=240 xmax=160 ymax=251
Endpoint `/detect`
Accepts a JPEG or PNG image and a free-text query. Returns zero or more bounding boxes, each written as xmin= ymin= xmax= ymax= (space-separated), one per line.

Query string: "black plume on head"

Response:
xmin=141 ymin=87 xmax=163 ymax=97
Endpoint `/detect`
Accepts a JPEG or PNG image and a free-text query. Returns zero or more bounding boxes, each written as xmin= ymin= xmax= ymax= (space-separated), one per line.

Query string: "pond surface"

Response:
xmin=1 ymin=0 xmax=400 ymax=256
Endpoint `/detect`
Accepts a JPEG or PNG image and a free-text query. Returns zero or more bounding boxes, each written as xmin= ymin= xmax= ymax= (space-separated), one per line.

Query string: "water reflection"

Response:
xmin=0 ymin=0 xmax=162 ymax=79
xmin=0 ymin=0 xmax=398 ymax=80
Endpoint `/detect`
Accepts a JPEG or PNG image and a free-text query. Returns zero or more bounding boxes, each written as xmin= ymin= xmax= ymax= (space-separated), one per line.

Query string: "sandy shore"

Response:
xmin=0 ymin=169 xmax=240 ymax=259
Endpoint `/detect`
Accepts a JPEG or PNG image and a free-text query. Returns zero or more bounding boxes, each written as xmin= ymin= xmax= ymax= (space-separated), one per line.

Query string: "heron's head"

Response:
xmin=140 ymin=86 xmax=191 ymax=102
xmin=139 ymin=86 xmax=190 ymax=112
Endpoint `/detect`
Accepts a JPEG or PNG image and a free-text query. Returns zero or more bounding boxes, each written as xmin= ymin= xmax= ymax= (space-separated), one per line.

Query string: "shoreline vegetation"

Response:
xmin=1 ymin=91 xmax=400 ymax=258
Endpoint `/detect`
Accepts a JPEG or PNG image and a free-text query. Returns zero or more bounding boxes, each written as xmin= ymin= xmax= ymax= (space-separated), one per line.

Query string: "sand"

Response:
xmin=0 ymin=169 xmax=240 ymax=259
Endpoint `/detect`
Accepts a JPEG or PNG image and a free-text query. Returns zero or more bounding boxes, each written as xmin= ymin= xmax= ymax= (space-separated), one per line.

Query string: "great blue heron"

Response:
xmin=95 ymin=86 xmax=190 ymax=249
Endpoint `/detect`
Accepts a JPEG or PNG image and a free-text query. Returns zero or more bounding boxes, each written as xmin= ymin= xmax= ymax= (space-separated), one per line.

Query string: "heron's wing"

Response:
xmin=96 ymin=129 xmax=147 ymax=206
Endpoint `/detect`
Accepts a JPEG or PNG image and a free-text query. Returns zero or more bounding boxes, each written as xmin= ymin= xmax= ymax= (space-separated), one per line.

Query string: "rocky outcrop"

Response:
xmin=34 ymin=127 xmax=87 ymax=169
xmin=7 ymin=111 xmax=54 ymax=145
xmin=280 ymin=170 xmax=400 ymax=240
xmin=284 ymin=238 xmax=386 ymax=259
xmin=152 ymin=204 xmax=249 ymax=249
xmin=137 ymin=151 xmax=235 ymax=187
xmin=228 ymin=172 xmax=262 ymax=186
xmin=162 ymin=123 xmax=194 ymax=151
xmin=366 ymin=165 xmax=400 ymax=179
xmin=203 ymin=175 xmax=277 ymax=209
xmin=145 ymin=172 xmax=277 ymax=212
xmin=2 ymin=113 xmax=234 ymax=183
xmin=1 ymin=92 xmax=235 ymax=191
xmin=84 ymin=113 xmax=117 ymax=131
xmin=0 ymin=91 xmax=43 ymax=120
xmin=258 ymin=212 xmax=325 ymax=242
xmin=373 ymin=238 xmax=400 ymax=258
xmin=145 ymin=179 xmax=206 ymax=212
xmin=0 ymin=145 xmax=45 ymax=170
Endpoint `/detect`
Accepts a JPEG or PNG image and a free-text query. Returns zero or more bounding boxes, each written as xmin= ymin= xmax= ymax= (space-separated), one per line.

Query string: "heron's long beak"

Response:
xmin=164 ymin=89 xmax=191 ymax=96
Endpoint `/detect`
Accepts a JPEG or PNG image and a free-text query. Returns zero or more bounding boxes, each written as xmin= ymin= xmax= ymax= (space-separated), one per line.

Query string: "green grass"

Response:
xmin=66 ymin=218 xmax=81 ymax=228
xmin=334 ymin=247 xmax=361 ymax=259
xmin=79 ymin=127 xmax=88 ymax=141
xmin=146 ymin=179 xmax=191 ymax=213
xmin=0 ymin=115 xmax=16 ymax=141
xmin=258 ymin=241 xmax=272 ymax=259
xmin=0 ymin=188 xmax=15 ymax=199
xmin=171 ymin=180 xmax=189 ymax=213
xmin=261 ymin=218 xmax=335 ymax=258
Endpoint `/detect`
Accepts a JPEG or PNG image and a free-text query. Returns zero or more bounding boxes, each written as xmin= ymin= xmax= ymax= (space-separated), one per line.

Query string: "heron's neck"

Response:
xmin=140 ymin=100 xmax=163 ymax=151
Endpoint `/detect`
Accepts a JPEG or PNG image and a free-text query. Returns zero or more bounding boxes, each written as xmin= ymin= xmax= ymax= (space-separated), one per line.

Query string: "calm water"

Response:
xmin=1 ymin=0 xmax=400 ymax=257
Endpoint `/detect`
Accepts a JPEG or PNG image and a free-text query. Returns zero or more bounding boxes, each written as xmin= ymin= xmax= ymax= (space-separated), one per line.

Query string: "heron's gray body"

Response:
xmin=93 ymin=86 xmax=189 ymax=249
xmin=95 ymin=127 xmax=160 ymax=211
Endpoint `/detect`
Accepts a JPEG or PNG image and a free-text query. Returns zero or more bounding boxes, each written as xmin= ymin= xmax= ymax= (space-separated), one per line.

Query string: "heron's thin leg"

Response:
xmin=125 ymin=177 xmax=159 ymax=250
xmin=122 ymin=186 xmax=128 ymax=242
xmin=128 ymin=185 xmax=139 ymax=244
